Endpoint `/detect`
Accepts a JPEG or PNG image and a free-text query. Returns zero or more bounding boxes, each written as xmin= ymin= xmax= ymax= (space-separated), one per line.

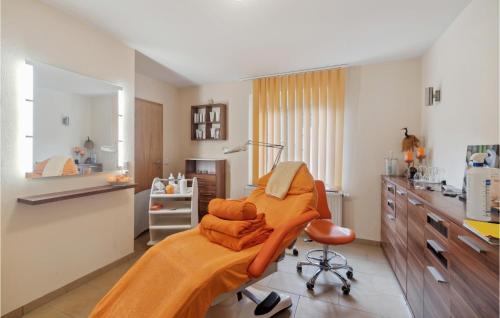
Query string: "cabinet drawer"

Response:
xmin=394 ymin=236 xmax=407 ymax=294
xmin=395 ymin=186 xmax=408 ymax=205
xmin=450 ymin=224 xmax=498 ymax=274
xmin=385 ymin=197 xmax=396 ymax=215
xmin=425 ymin=224 xmax=450 ymax=271
xmin=395 ymin=200 xmax=408 ymax=247
xmin=381 ymin=225 xmax=396 ymax=270
xmin=423 ymin=258 xmax=450 ymax=318
xmin=382 ymin=208 xmax=397 ymax=234
xmin=449 ymin=225 xmax=499 ymax=318
xmin=407 ymin=194 xmax=426 ymax=258
xmin=407 ymin=252 xmax=424 ymax=318
xmin=426 ymin=209 xmax=450 ymax=239
xmin=383 ymin=179 xmax=396 ymax=197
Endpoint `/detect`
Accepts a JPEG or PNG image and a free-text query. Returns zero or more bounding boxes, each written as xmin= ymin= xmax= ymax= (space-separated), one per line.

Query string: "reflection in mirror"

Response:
xmin=25 ymin=61 xmax=122 ymax=178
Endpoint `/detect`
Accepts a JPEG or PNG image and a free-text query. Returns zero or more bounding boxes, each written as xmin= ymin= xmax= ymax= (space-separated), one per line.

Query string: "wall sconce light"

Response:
xmin=62 ymin=115 xmax=70 ymax=126
xmin=425 ymin=87 xmax=441 ymax=106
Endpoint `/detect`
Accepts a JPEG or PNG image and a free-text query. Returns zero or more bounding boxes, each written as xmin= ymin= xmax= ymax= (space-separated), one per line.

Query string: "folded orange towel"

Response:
xmin=200 ymin=225 xmax=273 ymax=251
xmin=208 ymin=198 xmax=257 ymax=221
xmin=201 ymin=213 xmax=267 ymax=237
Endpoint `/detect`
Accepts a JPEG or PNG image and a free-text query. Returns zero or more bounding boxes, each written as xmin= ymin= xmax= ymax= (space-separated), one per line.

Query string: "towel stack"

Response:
xmin=200 ymin=198 xmax=273 ymax=251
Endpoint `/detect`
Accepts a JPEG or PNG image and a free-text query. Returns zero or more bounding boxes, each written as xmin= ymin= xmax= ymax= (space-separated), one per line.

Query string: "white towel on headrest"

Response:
xmin=265 ymin=161 xmax=305 ymax=199
xmin=42 ymin=155 xmax=71 ymax=177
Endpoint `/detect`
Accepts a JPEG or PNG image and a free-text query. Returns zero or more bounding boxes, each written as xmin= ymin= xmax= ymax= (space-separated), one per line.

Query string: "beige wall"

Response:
xmin=343 ymin=59 xmax=421 ymax=241
xmin=135 ymin=73 xmax=183 ymax=176
xmin=179 ymin=81 xmax=252 ymax=198
xmin=179 ymin=59 xmax=421 ymax=241
xmin=1 ymin=0 xmax=135 ymax=314
xmin=421 ymin=0 xmax=499 ymax=187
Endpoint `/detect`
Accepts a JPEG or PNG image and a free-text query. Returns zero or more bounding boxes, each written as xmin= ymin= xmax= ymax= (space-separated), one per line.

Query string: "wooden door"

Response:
xmin=135 ymin=98 xmax=163 ymax=193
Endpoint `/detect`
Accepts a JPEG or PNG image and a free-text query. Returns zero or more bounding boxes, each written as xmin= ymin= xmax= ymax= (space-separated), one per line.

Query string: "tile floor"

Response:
xmin=22 ymin=232 xmax=412 ymax=318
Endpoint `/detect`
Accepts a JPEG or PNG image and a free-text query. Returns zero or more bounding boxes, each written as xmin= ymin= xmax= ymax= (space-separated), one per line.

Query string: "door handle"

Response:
xmin=427 ymin=212 xmax=443 ymax=224
xmin=458 ymin=235 xmax=485 ymax=254
xmin=426 ymin=239 xmax=445 ymax=254
xmin=427 ymin=266 xmax=447 ymax=284
xmin=408 ymin=198 xmax=422 ymax=206
xmin=396 ymin=189 xmax=406 ymax=196
xmin=387 ymin=185 xmax=395 ymax=194
xmin=387 ymin=199 xmax=395 ymax=210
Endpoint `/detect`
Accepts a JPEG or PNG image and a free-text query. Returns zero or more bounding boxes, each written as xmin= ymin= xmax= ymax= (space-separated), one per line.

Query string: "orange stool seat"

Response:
xmin=305 ymin=219 xmax=356 ymax=245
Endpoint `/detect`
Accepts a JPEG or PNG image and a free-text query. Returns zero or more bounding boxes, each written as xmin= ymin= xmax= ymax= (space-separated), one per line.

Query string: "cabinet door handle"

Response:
xmin=427 ymin=266 xmax=447 ymax=284
xmin=458 ymin=235 xmax=485 ymax=254
xmin=396 ymin=189 xmax=406 ymax=196
xmin=387 ymin=199 xmax=394 ymax=209
xmin=408 ymin=198 xmax=422 ymax=206
xmin=387 ymin=185 xmax=395 ymax=193
xmin=386 ymin=213 xmax=395 ymax=221
xmin=426 ymin=239 xmax=445 ymax=254
xmin=427 ymin=212 xmax=443 ymax=223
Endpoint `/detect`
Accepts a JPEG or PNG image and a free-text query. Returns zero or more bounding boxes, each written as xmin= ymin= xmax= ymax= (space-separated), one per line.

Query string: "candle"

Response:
xmin=417 ymin=147 xmax=425 ymax=158
xmin=404 ymin=151 xmax=414 ymax=163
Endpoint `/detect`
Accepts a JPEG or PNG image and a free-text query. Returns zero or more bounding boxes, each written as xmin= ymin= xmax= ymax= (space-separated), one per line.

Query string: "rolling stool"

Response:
xmin=296 ymin=180 xmax=356 ymax=294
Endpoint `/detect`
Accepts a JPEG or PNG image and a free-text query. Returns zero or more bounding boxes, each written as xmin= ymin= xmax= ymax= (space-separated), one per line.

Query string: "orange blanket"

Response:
xmin=90 ymin=164 xmax=317 ymax=318
xmin=208 ymin=198 xmax=257 ymax=220
xmin=90 ymin=228 xmax=261 ymax=318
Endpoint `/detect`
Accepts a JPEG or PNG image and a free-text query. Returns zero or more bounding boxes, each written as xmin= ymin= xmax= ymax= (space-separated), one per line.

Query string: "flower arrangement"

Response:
xmin=73 ymin=146 xmax=86 ymax=157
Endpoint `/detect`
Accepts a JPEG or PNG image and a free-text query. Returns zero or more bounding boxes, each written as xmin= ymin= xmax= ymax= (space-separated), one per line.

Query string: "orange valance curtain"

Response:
xmin=251 ymin=68 xmax=345 ymax=189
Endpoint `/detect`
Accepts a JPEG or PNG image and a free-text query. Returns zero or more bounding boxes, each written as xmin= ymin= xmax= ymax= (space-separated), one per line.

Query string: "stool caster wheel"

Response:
xmin=342 ymin=286 xmax=350 ymax=295
xmin=306 ymin=282 xmax=314 ymax=290
xmin=296 ymin=265 xmax=302 ymax=273
xmin=346 ymin=271 xmax=353 ymax=279
xmin=292 ymin=248 xmax=299 ymax=256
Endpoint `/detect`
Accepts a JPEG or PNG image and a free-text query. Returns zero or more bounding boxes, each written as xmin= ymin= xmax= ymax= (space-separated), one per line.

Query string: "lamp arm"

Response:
xmin=247 ymin=140 xmax=284 ymax=150
xmin=272 ymin=147 xmax=284 ymax=170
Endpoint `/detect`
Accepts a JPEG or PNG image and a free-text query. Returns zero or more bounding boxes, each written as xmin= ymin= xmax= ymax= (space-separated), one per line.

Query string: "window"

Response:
xmin=251 ymin=68 xmax=345 ymax=189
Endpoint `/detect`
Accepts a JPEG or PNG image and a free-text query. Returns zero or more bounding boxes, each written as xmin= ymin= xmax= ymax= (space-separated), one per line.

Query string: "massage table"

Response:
xmin=90 ymin=164 xmax=319 ymax=318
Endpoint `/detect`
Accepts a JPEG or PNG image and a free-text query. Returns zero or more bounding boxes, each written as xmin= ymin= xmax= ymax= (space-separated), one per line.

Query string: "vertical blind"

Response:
xmin=251 ymin=68 xmax=345 ymax=189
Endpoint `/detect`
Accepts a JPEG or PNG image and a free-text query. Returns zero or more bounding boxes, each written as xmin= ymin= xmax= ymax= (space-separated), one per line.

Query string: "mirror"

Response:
xmin=25 ymin=61 xmax=123 ymax=178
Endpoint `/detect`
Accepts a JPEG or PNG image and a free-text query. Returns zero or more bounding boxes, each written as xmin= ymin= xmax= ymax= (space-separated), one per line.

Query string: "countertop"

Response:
xmin=383 ymin=176 xmax=499 ymax=226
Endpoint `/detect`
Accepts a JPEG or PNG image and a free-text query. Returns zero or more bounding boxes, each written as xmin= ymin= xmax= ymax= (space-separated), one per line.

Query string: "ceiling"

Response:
xmin=34 ymin=62 xmax=121 ymax=96
xmin=42 ymin=0 xmax=471 ymax=87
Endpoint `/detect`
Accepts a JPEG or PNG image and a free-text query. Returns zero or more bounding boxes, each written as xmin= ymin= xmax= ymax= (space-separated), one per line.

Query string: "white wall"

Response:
xmin=1 ymin=0 xmax=135 ymax=314
xmin=179 ymin=81 xmax=252 ymax=198
xmin=343 ymin=59 xmax=421 ymax=241
xmin=421 ymin=0 xmax=499 ymax=187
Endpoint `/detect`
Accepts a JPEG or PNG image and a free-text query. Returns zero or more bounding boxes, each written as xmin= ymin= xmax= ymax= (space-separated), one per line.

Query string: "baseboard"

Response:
xmin=354 ymin=238 xmax=380 ymax=246
xmin=2 ymin=252 xmax=135 ymax=318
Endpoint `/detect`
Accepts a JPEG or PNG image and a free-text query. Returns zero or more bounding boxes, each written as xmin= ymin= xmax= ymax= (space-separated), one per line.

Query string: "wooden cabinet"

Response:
xmin=381 ymin=179 xmax=407 ymax=293
xmin=406 ymin=194 xmax=426 ymax=318
xmin=449 ymin=224 xmax=499 ymax=318
xmin=381 ymin=179 xmax=396 ymax=270
xmin=380 ymin=176 xmax=499 ymax=318
xmin=394 ymin=186 xmax=408 ymax=294
xmin=185 ymin=159 xmax=226 ymax=220
xmin=423 ymin=221 xmax=451 ymax=318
